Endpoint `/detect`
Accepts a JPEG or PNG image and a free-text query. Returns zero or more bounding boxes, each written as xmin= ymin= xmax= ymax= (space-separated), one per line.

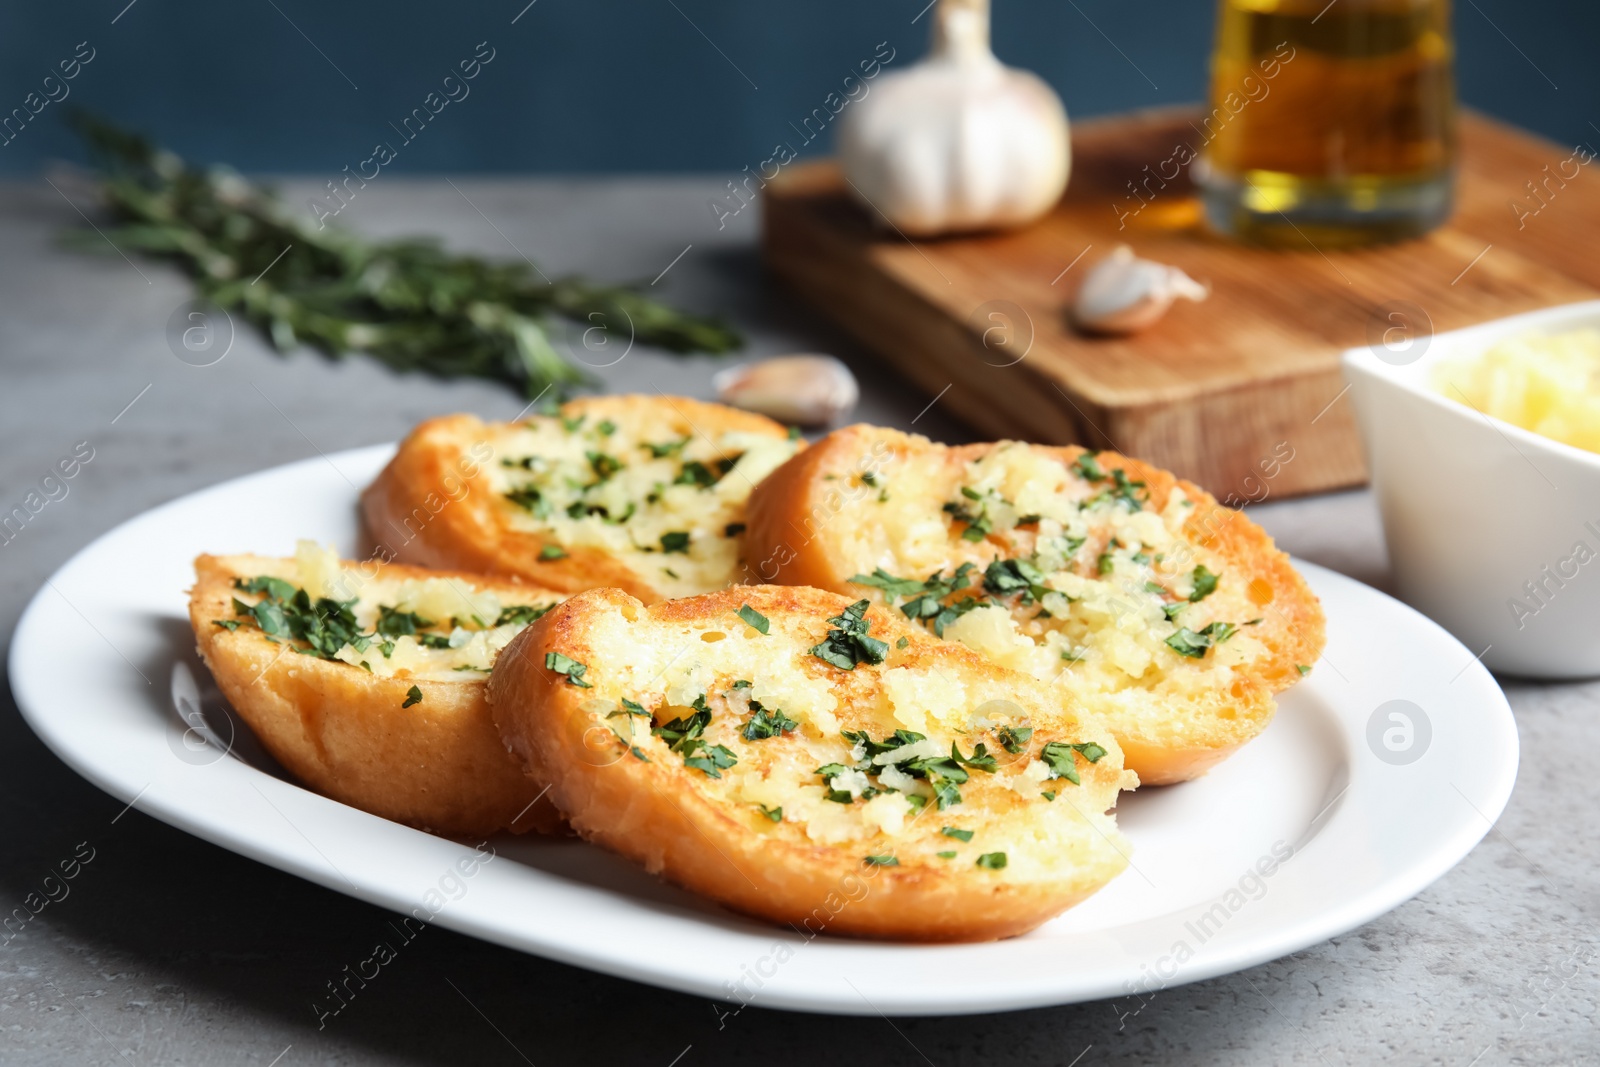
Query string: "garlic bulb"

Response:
xmin=713 ymin=354 xmax=859 ymax=426
xmin=837 ymin=0 xmax=1070 ymax=237
xmin=1070 ymin=246 xmax=1209 ymax=335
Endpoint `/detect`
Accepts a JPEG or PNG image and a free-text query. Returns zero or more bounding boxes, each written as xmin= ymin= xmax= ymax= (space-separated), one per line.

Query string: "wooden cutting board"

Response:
xmin=761 ymin=108 xmax=1600 ymax=501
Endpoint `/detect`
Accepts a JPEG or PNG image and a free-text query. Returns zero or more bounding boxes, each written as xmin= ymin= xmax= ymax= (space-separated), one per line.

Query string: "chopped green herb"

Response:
xmin=596 ymin=502 xmax=635 ymax=524
xmin=618 ymin=698 xmax=651 ymax=717
xmin=683 ymin=744 xmax=738 ymax=778
xmin=736 ymin=604 xmax=770 ymax=635
xmin=851 ymin=563 xmax=982 ymax=637
xmin=402 ymin=685 xmax=423 ymax=708
xmin=1296 ymin=664 xmax=1312 ymax=676
xmin=496 ymin=604 xmax=553 ymax=630
xmin=951 ymin=741 xmax=998 ymax=773
xmin=539 ymin=544 xmax=568 ymax=560
xmin=895 ymin=636 xmax=909 ymax=649
xmin=943 ymin=497 xmax=993 ymax=541
xmin=660 ymin=531 xmax=691 ymax=554
xmin=841 ymin=728 xmax=928 ymax=761
xmin=740 ymin=702 xmax=798 ymax=741
xmin=1109 ymin=467 xmax=1147 ymax=510
xmin=544 ymin=651 xmax=593 ymax=687
xmin=505 ymin=485 xmax=552 ymax=518
xmin=211 ymin=619 xmax=242 ymax=631
xmin=941 ymin=826 xmax=974 ymax=842
xmin=234 ymin=575 xmax=297 ymax=602
xmin=723 ymin=522 xmax=746 ymax=537
xmin=787 ymin=425 xmax=802 ymax=441
xmin=653 ymin=702 xmax=739 ymax=778
xmin=814 ymin=763 xmax=857 ymax=803
xmin=758 ymin=804 xmax=783 ymax=823
xmin=1074 ymin=452 xmax=1107 ymax=481
xmin=233 ymin=577 xmax=365 ymax=659
xmin=674 ymin=460 xmax=717 ymax=488
xmin=1039 ymin=740 xmax=1106 ymax=785
xmin=848 ymin=568 xmax=930 ymax=600
xmin=911 ymin=764 xmax=966 ymax=811
xmin=808 ymin=599 xmax=889 ymax=670
xmin=863 ymin=855 xmax=899 ymax=867
xmin=937 ymin=850 xmax=957 ymax=859
xmin=655 ymin=706 xmax=710 ymax=749
xmin=1165 ymin=628 xmax=1209 ymax=658
xmin=975 ymin=852 xmax=1008 ymax=870
xmin=1096 ymin=552 xmax=1115 ymax=576
xmin=1165 ymin=621 xmax=1239 ymax=658
xmin=1189 ymin=565 xmax=1219 ymax=602
xmin=496 ymin=603 xmax=554 ymax=627
xmin=861 ymin=471 xmax=879 ymax=487
xmin=586 ymin=450 xmax=623 ymax=482
xmin=1041 ymin=791 xmax=1056 ymax=801
xmin=242 ymin=595 xmax=286 ymax=636
xmin=1075 ymin=741 xmax=1107 ymax=763
xmin=645 ymin=437 xmax=689 ymax=458
xmin=983 ymin=558 xmax=1048 ymax=602
xmin=597 ymin=419 xmax=617 ymax=436
xmin=996 ymin=725 xmax=1033 ymax=754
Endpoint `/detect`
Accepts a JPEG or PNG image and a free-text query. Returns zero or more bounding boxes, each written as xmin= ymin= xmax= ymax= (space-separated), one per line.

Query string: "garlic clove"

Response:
xmin=712 ymin=354 xmax=860 ymax=427
xmin=1069 ymin=245 xmax=1209 ymax=336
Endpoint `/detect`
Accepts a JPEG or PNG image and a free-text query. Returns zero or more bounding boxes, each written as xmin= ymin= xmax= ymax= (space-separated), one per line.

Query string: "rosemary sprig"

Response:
xmin=64 ymin=112 xmax=741 ymax=397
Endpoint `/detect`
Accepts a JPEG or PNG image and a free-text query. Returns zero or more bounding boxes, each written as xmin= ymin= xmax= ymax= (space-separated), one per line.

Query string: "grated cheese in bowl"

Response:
xmin=1432 ymin=327 xmax=1600 ymax=453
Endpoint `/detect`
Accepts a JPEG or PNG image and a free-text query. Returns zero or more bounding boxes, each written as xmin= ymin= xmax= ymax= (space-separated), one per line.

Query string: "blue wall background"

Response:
xmin=0 ymin=0 xmax=1593 ymax=176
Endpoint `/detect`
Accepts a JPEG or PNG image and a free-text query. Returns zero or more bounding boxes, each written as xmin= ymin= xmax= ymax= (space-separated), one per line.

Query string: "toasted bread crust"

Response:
xmin=488 ymin=584 xmax=1133 ymax=942
xmin=189 ymin=553 xmax=565 ymax=837
xmin=361 ymin=396 xmax=794 ymax=603
xmin=744 ymin=425 xmax=1326 ymax=785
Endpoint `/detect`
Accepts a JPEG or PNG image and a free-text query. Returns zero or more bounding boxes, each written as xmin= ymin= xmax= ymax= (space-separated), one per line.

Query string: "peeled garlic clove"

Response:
xmin=1070 ymin=245 xmax=1209 ymax=336
xmin=713 ymin=354 xmax=859 ymax=427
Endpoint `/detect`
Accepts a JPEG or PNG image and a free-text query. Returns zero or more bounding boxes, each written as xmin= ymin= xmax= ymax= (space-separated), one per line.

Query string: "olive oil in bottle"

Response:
xmin=1195 ymin=0 xmax=1456 ymax=247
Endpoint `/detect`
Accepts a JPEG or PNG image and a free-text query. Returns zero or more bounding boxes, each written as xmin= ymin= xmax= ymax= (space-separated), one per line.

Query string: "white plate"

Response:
xmin=9 ymin=445 xmax=1519 ymax=1016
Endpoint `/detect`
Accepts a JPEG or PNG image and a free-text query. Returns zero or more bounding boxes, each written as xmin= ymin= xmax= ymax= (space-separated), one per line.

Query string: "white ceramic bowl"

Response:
xmin=1343 ymin=299 xmax=1600 ymax=679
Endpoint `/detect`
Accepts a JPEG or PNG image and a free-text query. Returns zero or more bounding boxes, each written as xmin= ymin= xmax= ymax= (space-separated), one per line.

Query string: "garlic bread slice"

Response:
xmin=743 ymin=425 xmax=1325 ymax=784
xmin=189 ymin=544 xmax=566 ymax=836
xmin=361 ymin=395 xmax=801 ymax=603
xmin=488 ymin=584 xmax=1134 ymax=942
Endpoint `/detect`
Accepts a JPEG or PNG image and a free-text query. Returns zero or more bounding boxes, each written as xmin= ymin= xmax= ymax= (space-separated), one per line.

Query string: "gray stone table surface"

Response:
xmin=0 ymin=175 xmax=1595 ymax=1067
